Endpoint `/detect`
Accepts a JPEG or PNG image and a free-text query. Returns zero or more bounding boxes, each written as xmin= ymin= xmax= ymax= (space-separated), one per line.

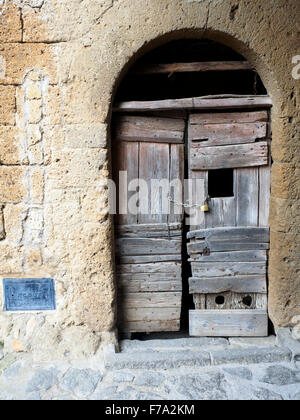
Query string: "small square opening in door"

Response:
xmin=208 ymin=168 xmax=234 ymax=198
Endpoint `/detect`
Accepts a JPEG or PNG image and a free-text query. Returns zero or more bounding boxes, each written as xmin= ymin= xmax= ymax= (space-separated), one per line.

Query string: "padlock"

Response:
xmin=201 ymin=200 xmax=209 ymax=212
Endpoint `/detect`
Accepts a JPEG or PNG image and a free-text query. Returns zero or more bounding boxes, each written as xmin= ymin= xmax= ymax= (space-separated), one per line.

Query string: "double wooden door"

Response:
xmin=113 ymin=109 xmax=271 ymax=336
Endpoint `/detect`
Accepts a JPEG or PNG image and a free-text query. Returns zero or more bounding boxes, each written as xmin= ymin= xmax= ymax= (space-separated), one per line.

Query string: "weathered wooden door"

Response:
xmin=187 ymin=110 xmax=271 ymax=336
xmin=113 ymin=115 xmax=185 ymax=334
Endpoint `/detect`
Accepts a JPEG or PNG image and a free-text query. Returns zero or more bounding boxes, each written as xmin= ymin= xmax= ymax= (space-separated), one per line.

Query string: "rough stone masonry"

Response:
xmin=0 ymin=0 xmax=299 ymax=359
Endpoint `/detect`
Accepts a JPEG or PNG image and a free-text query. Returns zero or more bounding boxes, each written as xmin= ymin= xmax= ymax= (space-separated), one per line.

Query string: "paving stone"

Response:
xmin=165 ymin=372 xmax=228 ymax=400
xmin=210 ymin=347 xmax=292 ymax=366
xmin=113 ymin=371 xmax=135 ymax=383
xmin=131 ymin=390 xmax=164 ymax=400
xmin=113 ymin=387 xmax=135 ymax=400
xmin=260 ymin=365 xmax=300 ymax=386
xmin=135 ymin=371 xmax=165 ymax=387
xmin=223 ymin=367 xmax=253 ymax=380
xmin=229 ymin=336 xmax=276 ymax=348
xmin=105 ymin=351 xmax=211 ymax=370
xmin=60 ymin=368 xmax=103 ymax=398
xmin=120 ymin=337 xmax=228 ymax=352
xmin=25 ymin=392 xmax=41 ymax=400
xmin=3 ymin=362 xmax=22 ymax=378
xmin=252 ymin=388 xmax=283 ymax=400
xmin=26 ymin=368 xmax=59 ymax=393
xmin=90 ymin=386 xmax=118 ymax=400
xmin=276 ymin=328 xmax=300 ymax=361
xmin=52 ymin=394 xmax=75 ymax=400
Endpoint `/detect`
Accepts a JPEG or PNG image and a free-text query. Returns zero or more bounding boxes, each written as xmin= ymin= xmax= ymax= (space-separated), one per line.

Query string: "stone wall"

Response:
xmin=0 ymin=0 xmax=299 ymax=359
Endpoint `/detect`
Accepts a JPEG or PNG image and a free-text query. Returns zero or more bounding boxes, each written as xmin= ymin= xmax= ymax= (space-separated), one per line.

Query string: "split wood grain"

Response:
xmin=191 ymin=261 xmax=266 ymax=277
xmin=132 ymin=61 xmax=253 ymax=75
xmin=189 ymin=275 xmax=267 ymax=294
xmin=116 ymin=237 xmax=182 ymax=256
xmin=189 ymin=123 xmax=267 ymax=147
xmin=188 ymin=250 xmax=267 ymax=262
xmin=187 ymin=227 xmax=269 ymax=241
xmin=190 ymin=142 xmax=269 ymax=170
xmin=120 ymin=292 xmax=182 ymax=308
xmin=189 ymin=111 xmax=268 ymax=124
xmin=113 ymin=115 xmax=185 ymax=143
xmin=189 ymin=309 xmax=268 ymax=337
xmin=114 ymin=95 xmax=272 ymax=112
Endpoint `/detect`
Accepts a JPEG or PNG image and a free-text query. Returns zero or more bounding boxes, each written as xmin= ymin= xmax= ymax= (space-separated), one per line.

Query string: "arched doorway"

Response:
xmin=111 ymin=39 xmax=272 ymax=339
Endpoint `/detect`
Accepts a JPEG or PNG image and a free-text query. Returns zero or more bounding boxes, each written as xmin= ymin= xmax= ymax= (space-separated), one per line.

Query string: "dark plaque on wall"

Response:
xmin=3 ymin=278 xmax=56 ymax=311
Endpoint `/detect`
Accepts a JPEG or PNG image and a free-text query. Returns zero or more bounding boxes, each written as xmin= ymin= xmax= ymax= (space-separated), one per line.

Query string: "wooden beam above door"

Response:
xmin=113 ymin=95 xmax=272 ymax=112
xmin=131 ymin=61 xmax=254 ymax=75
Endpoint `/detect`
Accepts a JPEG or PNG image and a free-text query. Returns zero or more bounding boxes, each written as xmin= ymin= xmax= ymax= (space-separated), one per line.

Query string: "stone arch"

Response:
xmin=105 ymin=21 xmax=297 ymax=334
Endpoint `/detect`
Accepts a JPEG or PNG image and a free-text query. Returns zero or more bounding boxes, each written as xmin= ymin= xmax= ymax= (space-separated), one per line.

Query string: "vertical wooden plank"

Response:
xmin=205 ymin=198 xmax=236 ymax=228
xmin=168 ymin=143 xmax=184 ymax=224
xmin=115 ymin=141 xmax=139 ymax=225
xmin=236 ymin=167 xmax=259 ymax=226
xmin=259 ymin=165 xmax=270 ymax=227
xmin=188 ymin=170 xmax=207 ymax=230
xmin=138 ymin=143 xmax=170 ymax=224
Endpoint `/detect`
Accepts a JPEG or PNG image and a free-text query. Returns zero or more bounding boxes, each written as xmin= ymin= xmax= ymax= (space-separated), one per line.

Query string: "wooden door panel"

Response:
xmin=187 ymin=110 xmax=271 ymax=337
xmin=113 ymin=115 xmax=185 ymax=334
xmin=138 ymin=142 xmax=170 ymax=224
xmin=190 ymin=141 xmax=269 ymax=170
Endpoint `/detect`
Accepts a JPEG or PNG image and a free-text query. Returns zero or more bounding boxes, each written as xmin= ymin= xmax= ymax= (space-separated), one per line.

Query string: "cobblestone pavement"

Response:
xmin=1 ymin=331 xmax=300 ymax=400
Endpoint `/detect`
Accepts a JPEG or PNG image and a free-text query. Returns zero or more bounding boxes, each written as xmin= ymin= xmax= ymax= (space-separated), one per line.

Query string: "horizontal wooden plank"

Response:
xmin=116 ymin=237 xmax=182 ymax=256
xmin=113 ymin=115 xmax=185 ymax=143
xmin=118 ymin=254 xmax=182 ymax=264
xmin=117 ymin=230 xmax=182 ymax=239
xmin=118 ymin=272 xmax=181 ymax=281
xmin=119 ymin=278 xmax=182 ymax=293
xmin=113 ymin=95 xmax=272 ymax=112
xmin=120 ymin=292 xmax=182 ymax=308
xmin=187 ymin=241 xmax=269 ymax=254
xmin=189 ymin=309 xmax=268 ymax=337
xmin=190 ymin=141 xmax=268 ymax=170
xmin=189 ymin=111 xmax=268 ymax=124
xmin=205 ymin=292 xmax=267 ymax=310
xmin=117 ymin=262 xmax=181 ymax=274
xmin=189 ymin=250 xmax=267 ymax=262
xmin=189 ymin=275 xmax=267 ymax=294
xmin=117 ymin=223 xmax=182 ymax=234
xmin=191 ymin=262 xmax=266 ymax=277
xmin=121 ymin=307 xmax=181 ymax=322
xmin=132 ymin=61 xmax=253 ymax=75
xmin=187 ymin=227 xmax=270 ymax=242
xmin=120 ymin=319 xmax=180 ymax=333
xmin=121 ymin=292 xmax=182 ymax=309
xmin=192 ymin=96 xmax=273 ymax=110
xmin=189 ymin=122 xmax=267 ymax=147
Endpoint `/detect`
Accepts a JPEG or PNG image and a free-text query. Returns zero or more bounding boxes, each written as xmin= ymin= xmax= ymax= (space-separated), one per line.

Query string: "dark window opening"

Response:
xmin=242 ymin=296 xmax=253 ymax=307
xmin=208 ymin=169 xmax=234 ymax=198
xmin=115 ymin=39 xmax=267 ymax=103
xmin=215 ymin=295 xmax=225 ymax=305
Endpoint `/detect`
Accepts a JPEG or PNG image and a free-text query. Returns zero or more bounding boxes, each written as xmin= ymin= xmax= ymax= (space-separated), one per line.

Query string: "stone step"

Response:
xmin=120 ymin=337 xmax=229 ymax=353
xmin=105 ymin=346 xmax=292 ymax=370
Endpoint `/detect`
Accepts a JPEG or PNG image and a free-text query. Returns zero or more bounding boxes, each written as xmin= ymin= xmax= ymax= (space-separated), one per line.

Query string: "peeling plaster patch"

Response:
xmin=0 ymin=205 xmax=5 ymax=240
xmin=0 ymin=0 xmax=7 ymax=16
xmin=12 ymin=0 xmax=44 ymax=9
xmin=0 ymin=56 xmax=5 ymax=79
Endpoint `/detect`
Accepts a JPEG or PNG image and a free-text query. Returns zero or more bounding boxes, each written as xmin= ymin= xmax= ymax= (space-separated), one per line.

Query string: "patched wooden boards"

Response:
xmin=113 ymin=114 xmax=185 ymax=334
xmin=187 ymin=227 xmax=269 ymax=337
xmin=116 ymin=223 xmax=182 ymax=333
xmin=189 ymin=111 xmax=269 ymax=170
xmin=189 ymin=310 xmax=268 ymax=337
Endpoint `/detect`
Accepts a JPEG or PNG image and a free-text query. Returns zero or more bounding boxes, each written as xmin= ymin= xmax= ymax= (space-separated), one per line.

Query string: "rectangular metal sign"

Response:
xmin=3 ymin=278 xmax=56 ymax=311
